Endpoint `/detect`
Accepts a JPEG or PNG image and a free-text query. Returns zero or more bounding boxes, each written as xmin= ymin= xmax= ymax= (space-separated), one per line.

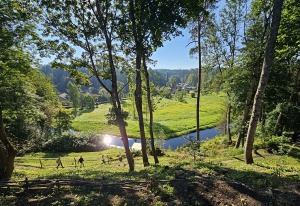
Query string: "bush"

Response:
xmin=174 ymin=90 xmax=185 ymax=102
xmin=149 ymin=148 xmax=164 ymax=156
xmin=42 ymin=132 xmax=108 ymax=152
xmin=131 ymin=150 xmax=142 ymax=157
xmin=190 ymin=91 xmax=196 ymax=98
xmin=160 ymin=87 xmax=172 ymax=99
xmin=254 ymin=136 xmax=291 ymax=154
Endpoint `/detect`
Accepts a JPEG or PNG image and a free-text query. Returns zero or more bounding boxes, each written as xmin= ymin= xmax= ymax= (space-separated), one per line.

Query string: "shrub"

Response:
xmin=174 ymin=90 xmax=185 ymax=102
xmin=131 ymin=150 xmax=142 ymax=157
xmin=160 ymin=87 xmax=172 ymax=99
xmin=190 ymin=91 xmax=196 ymax=98
xmin=42 ymin=132 xmax=108 ymax=152
xmin=254 ymin=136 xmax=291 ymax=154
xmin=149 ymin=147 xmax=164 ymax=156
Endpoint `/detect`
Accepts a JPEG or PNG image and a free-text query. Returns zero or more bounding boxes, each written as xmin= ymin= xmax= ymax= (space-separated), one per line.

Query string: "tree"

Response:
xmin=143 ymin=57 xmax=159 ymax=164
xmin=0 ymin=52 xmax=61 ymax=179
xmin=205 ymin=0 xmax=247 ymax=143
xmin=0 ymin=59 xmax=29 ymax=179
xmin=38 ymin=0 xmax=135 ymax=171
xmin=118 ymin=0 xmax=189 ymax=165
xmin=54 ymin=108 xmax=73 ymax=136
xmin=160 ymin=87 xmax=172 ymax=99
xmin=269 ymin=0 xmax=300 ymax=138
xmin=166 ymin=75 xmax=181 ymax=89
xmin=67 ymin=82 xmax=81 ymax=116
xmin=98 ymin=88 xmax=111 ymax=103
xmin=244 ymin=0 xmax=284 ymax=164
xmin=187 ymin=0 xmax=214 ymax=141
xmin=185 ymin=72 xmax=198 ymax=87
xmin=234 ymin=0 xmax=271 ymax=148
xmin=82 ymin=94 xmax=95 ymax=110
xmin=0 ymin=0 xmax=42 ymax=180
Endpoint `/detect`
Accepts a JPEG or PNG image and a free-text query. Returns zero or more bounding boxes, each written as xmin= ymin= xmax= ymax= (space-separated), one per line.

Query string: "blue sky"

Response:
xmin=41 ymin=28 xmax=198 ymax=70
xmin=151 ymin=29 xmax=199 ymax=70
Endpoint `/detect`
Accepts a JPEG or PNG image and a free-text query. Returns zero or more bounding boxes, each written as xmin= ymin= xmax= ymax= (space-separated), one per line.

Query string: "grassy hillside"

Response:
xmin=5 ymin=136 xmax=300 ymax=205
xmin=13 ymin=137 xmax=300 ymax=181
xmin=72 ymin=93 xmax=226 ymax=138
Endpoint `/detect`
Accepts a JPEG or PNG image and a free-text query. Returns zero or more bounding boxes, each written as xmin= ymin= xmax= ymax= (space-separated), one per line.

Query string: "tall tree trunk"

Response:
xmin=0 ymin=107 xmax=18 ymax=180
xmin=111 ymin=87 xmax=134 ymax=171
xmin=196 ymin=19 xmax=202 ymax=141
xmin=129 ymin=0 xmax=149 ymax=167
xmin=143 ymin=56 xmax=159 ymax=164
xmin=117 ymin=113 xmax=135 ymax=171
xmin=236 ymin=0 xmax=270 ymax=148
xmin=226 ymin=101 xmax=232 ymax=143
xmin=135 ymin=55 xmax=150 ymax=167
xmin=235 ymin=77 xmax=256 ymax=148
xmin=103 ymin=28 xmax=135 ymax=171
xmin=273 ymin=111 xmax=283 ymax=135
xmin=244 ymin=0 xmax=284 ymax=164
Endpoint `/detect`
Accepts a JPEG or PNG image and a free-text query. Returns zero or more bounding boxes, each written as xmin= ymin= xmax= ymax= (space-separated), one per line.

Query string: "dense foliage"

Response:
xmin=42 ymin=132 xmax=107 ymax=153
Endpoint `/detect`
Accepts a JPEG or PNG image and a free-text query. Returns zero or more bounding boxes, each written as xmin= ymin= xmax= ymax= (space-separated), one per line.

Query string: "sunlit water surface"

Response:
xmin=100 ymin=127 xmax=222 ymax=150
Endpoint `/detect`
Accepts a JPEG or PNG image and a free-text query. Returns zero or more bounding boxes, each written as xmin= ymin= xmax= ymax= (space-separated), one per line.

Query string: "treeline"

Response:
xmin=41 ymin=65 xmax=204 ymax=113
xmin=40 ymin=65 xmax=201 ymax=94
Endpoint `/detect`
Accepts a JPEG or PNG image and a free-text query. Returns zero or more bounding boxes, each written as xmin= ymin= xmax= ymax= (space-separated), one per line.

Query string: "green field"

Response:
xmin=72 ymin=93 xmax=227 ymax=138
xmin=6 ymin=137 xmax=299 ymax=205
xmin=13 ymin=139 xmax=300 ymax=182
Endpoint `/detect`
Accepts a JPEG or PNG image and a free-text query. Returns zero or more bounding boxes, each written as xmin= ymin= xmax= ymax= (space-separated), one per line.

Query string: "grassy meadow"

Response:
xmin=3 ymin=135 xmax=298 ymax=205
xmin=13 ymin=138 xmax=300 ymax=183
xmin=72 ymin=93 xmax=227 ymax=138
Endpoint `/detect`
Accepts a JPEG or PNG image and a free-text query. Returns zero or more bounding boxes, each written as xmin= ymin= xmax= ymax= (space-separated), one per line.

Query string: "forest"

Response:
xmin=0 ymin=0 xmax=299 ymax=205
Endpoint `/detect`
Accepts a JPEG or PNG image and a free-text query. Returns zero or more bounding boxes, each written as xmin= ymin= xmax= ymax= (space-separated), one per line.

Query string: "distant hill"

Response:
xmin=40 ymin=65 xmax=198 ymax=94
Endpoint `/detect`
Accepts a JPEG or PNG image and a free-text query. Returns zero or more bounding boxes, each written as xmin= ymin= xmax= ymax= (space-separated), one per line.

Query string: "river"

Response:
xmin=101 ymin=127 xmax=223 ymax=150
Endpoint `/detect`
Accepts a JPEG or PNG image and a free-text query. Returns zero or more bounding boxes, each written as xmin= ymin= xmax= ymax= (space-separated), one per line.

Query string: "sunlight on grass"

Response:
xmin=14 ymin=149 xmax=189 ymax=181
xmin=13 ymin=135 xmax=300 ymax=186
xmin=72 ymin=93 xmax=226 ymax=138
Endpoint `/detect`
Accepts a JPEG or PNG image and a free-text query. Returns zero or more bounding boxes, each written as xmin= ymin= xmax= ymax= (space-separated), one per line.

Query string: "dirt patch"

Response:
xmin=1 ymin=174 xmax=299 ymax=206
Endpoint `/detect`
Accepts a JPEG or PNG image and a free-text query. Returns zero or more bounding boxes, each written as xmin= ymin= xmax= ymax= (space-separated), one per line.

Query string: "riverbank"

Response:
xmin=72 ymin=93 xmax=226 ymax=139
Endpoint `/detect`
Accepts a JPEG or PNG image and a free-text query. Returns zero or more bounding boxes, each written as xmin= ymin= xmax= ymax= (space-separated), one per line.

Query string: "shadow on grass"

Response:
xmin=77 ymin=108 xmax=95 ymax=116
xmin=42 ymin=153 xmax=69 ymax=158
xmin=150 ymin=122 xmax=177 ymax=139
xmin=233 ymin=156 xmax=244 ymax=162
xmin=287 ymin=146 xmax=300 ymax=159
xmin=6 ymin=158 xmax=300 ymax=205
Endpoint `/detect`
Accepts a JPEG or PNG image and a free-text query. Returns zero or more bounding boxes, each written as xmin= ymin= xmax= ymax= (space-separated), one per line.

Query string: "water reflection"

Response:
xmin=103 ymin=134 xmax=112 ymax=146
xmin=99 ymin=127 xmax=222 ymax=150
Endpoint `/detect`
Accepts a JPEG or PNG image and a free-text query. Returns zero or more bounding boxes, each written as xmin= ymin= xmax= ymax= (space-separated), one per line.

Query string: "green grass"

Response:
xmin=8 ymin=136 xmax=300 ymax=205
xmin=72 ymin=93 xmax=226 ymax=138
xmin=199 ymin=135 xmax=300 ymax=185
xmin=13 ymin=148 xmax=191 ymax=182
xmin=13 ymin=138 xmax=300 ymax=186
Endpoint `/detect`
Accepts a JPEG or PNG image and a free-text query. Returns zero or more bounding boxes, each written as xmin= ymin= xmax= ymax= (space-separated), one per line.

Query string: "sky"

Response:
xmin=150 ymin=29 xmax=199 ymax=70
xmin=41 ymin=28 xmax=198 ymax=70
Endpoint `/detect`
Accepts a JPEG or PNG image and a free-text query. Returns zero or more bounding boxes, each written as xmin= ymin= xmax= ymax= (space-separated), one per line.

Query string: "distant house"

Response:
xmin=58 ymin=92 xmax=68 ymax=100
xmin=176 ymin=83 xmax=196 ymax=92
xmin=183 ymin=85 xmax=196 ymax=91
xmin=58 ymin=93 xmax=71 ymax=108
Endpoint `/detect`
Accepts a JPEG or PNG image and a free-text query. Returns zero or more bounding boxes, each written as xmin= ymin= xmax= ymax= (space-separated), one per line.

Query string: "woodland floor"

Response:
xmin=1 ymin=167 xmax=299 ymax=206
